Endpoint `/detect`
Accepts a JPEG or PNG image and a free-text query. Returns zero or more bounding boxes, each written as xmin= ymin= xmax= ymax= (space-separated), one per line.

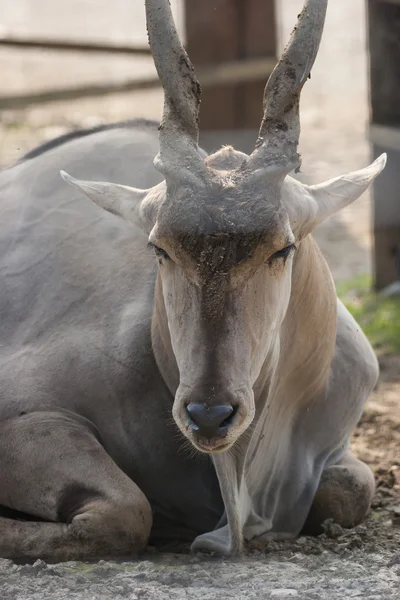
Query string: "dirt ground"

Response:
xmin=1 ymin=0 xmax=400 ymax=598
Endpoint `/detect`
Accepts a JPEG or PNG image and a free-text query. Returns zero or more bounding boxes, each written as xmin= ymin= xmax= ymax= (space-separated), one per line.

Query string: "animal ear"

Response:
xmin=60 ymin=170 xmax=146 ymax=220
xmin=292 ymin=154 xmax=387 ymax=239
xmin=310 ymin=153 xmax=386 ymax=226
xmin=60 ymin=170 xmax=161 ymax=232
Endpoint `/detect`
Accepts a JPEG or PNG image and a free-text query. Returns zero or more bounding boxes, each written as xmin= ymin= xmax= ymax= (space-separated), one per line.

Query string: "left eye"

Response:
xmin=270 ymin=244 xmax=296 ymax=260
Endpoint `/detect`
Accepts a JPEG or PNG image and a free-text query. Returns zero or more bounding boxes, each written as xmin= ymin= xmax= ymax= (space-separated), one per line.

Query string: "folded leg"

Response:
xmin=302 ymin=449 xmax=375 ymax=534
xmin=0 ymin=411 xmax=152 ymax=561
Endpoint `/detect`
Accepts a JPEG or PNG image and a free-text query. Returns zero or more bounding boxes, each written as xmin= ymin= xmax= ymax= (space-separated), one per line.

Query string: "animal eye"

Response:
xmin=270 ymin=244 xmax=296 ymax=260
xmin=148 ymin=242 xmax=170 ymax=260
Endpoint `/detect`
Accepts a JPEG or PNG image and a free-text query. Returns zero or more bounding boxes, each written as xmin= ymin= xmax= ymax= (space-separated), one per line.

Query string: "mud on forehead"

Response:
xmin=155 ymin=178 xmax=289 ymax=269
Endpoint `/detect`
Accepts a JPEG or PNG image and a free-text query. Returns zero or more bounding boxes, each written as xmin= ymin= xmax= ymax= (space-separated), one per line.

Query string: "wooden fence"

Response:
xmin=367 ymin=0 xmax=400 ymax=288
xmin=0 ymin=0 xmax=277 ymax=132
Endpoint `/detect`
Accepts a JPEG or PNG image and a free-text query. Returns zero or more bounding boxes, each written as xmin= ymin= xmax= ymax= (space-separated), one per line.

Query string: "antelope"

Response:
xmin=0 ymin=0 xmax=385 ymax=559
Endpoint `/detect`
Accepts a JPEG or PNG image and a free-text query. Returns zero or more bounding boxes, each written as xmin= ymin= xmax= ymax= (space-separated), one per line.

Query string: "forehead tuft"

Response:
xmin=205 ymin=146 xmax=248 ymax=171
xmin=158 ymin=174 xmax=285 ymax=238
xmin=155 ymin=173 xmax=289 ymax=270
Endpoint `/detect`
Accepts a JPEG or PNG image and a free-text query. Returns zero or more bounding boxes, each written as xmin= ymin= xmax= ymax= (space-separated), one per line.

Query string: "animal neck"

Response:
xmin=264 ymin=235 xmax=338 ymax=409
xmin=243 ymin=235 xmax=338 ymax=497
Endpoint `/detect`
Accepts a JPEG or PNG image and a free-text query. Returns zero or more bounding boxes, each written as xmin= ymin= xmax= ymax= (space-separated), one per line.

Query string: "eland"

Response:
xmin=0 ymin=0 xmax=386 ymax=559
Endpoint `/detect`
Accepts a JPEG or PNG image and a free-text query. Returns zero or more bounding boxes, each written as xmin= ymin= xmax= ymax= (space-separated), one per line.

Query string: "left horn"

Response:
xmin=247 ymin=0 xmax=328 ymax=173
xmin=145 ymin=0 xmax=206 ymax=178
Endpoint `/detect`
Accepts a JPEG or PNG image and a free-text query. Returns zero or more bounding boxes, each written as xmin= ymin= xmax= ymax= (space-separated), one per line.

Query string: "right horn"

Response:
xmin=246 ymin=0 xmax=328 ymax=174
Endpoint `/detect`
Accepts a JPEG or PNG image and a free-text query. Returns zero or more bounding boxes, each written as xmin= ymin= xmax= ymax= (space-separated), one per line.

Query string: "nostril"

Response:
xmin=220 ymin=405 xmax=237 ymax=428
xmin=186 ymin=403 xmax=235 ymax=433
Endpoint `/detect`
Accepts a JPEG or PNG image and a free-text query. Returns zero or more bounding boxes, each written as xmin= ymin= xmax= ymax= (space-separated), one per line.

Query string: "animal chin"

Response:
xmin=191 ymin=436 xmax=234 ymax=454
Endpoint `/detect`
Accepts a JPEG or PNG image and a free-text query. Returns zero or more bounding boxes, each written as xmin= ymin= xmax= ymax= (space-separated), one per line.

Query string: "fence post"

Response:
xmin=367 ymin=0 xmax=400 ymax=289
xmin=184 ymin=0 xmax=277 ymax=131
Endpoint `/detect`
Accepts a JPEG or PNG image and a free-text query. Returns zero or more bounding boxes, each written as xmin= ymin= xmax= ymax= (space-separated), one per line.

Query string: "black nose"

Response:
xmin=186 ymin=403 xmax=234 ymax=437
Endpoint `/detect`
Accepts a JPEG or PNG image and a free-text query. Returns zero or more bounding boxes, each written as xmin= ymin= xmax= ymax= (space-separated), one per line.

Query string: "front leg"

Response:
xmin=0 ymin=411 xmax=152 ymax=561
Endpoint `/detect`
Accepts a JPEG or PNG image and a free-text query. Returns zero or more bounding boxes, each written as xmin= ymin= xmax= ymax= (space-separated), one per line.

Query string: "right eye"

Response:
xmin=148 ymin=242 xmax=170 ymax=261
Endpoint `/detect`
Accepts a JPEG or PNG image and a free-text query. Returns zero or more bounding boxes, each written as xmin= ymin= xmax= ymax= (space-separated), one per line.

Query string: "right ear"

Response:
xmin=60 ymin=170 xmax=163 ymax=232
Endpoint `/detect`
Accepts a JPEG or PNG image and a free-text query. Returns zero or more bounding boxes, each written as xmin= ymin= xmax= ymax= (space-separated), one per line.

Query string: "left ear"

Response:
xmin=60 ymin=170 xmax=147 ymax=219
xmin=288 ymin=153 xmax=387 ymax=239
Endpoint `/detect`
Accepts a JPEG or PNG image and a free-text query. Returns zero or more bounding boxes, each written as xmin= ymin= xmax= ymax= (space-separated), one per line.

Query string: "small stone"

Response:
xmin=296 ymin=537 xmax=307 ymax=545
xmin=383 ymin=519 xmax=393 ymax=527
xmin=270 ymin=590 xmax=299 ymax=598
xmin=344 ymin=536 xmax=363 ymax=550
xmin=33 ymin=559 xmax=46 ymax=568
xmin=19 ymin=560 xmax=47 ymax=576
xmin=387 ymin=555 xmax=400 ymax=567
xmin=321 ymin=518 xmax=344 ymax=538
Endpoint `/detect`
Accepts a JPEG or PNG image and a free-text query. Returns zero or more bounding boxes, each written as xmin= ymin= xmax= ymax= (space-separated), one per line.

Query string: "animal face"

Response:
xmin=148 ymin=171 xmax=295 ymax=451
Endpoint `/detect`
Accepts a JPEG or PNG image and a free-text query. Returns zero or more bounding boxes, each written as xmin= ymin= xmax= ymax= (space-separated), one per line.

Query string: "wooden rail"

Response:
xmin=0 ymin=57 xmax=276 ymax=110
xmin=0 ymin=35 xmax=152 ymax=55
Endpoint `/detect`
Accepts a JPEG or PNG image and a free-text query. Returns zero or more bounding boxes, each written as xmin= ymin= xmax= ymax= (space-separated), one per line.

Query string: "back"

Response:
xmin=0 ymin=122 xmax=163 ymax=420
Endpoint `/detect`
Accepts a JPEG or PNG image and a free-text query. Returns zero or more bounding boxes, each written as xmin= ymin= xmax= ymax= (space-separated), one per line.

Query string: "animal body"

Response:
xmin=0 ymin=0 xmax=386 ymax=559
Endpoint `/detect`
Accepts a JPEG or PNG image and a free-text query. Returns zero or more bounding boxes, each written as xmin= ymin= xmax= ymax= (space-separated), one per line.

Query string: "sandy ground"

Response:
xmin=1 ymin=0 xmax=400 ymax=598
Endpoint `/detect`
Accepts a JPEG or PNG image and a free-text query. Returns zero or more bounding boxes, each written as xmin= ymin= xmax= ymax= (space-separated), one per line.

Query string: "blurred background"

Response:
xmin=2 ymin=0 xmax=399 ymax=284
xmin=0 ymin=0 xmax=399 ymax=545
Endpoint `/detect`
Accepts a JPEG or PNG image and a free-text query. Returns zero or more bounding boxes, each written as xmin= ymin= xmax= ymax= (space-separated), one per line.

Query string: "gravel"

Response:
xmin=1 ymin=549 xmax=399 ymax=600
